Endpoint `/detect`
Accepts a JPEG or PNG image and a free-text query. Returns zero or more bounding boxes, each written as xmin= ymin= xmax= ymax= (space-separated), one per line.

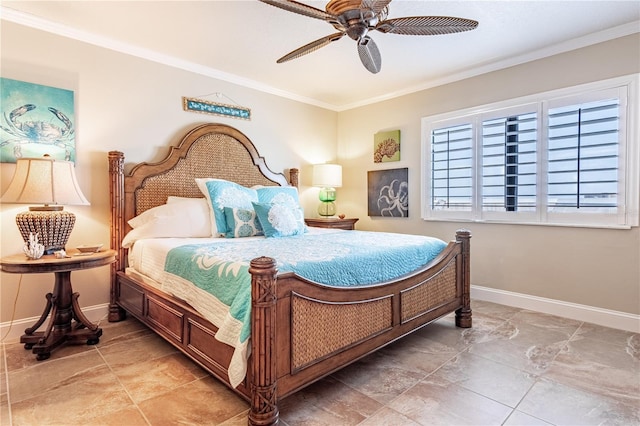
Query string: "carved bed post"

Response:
xmin=289 ymin=168 xmax=299 ymax=188
xmin=248 ymin=257 xmax=279 ymax=426
xmin=455 ymin=229 xmax=472 ymax=328
xmin=108 ymin=151 xmax=127 ymax=322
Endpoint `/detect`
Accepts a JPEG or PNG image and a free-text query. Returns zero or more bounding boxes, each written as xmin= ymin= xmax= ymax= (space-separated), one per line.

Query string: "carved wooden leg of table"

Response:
xmin=20 ymin=270 xmax=102 ymax=360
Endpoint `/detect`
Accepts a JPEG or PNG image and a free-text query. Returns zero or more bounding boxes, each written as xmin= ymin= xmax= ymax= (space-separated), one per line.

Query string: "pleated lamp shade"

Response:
xmin=1 ymin=156 xmax=89 ymax=254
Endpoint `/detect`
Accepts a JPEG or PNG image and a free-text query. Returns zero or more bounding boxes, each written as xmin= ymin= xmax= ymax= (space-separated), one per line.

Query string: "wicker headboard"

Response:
xmin=108 ymin=123 xmax=299 ymax=277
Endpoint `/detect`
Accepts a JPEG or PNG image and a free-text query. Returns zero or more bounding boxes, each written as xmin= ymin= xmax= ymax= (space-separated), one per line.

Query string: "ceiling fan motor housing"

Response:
xmin=328 ymin=0 xmax=382 ymax=40
xmin=326 ymin=0 xmax=367 ymax=16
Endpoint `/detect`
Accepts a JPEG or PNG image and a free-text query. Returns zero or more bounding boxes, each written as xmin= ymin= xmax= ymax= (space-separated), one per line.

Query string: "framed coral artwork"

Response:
xmin=367 ymin=168 xmax=408 ymax=217
xmin=373 ymin=129 xmax=400 ymax=163
xmin=0 ymin=78 xmax=75 ymax=163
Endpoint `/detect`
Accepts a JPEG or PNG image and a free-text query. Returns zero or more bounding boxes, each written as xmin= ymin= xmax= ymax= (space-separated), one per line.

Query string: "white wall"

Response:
xmin=0 ymin=21 xmax=337 ymax=323
xmin=337 ymin=34 xmax=640 ymax=317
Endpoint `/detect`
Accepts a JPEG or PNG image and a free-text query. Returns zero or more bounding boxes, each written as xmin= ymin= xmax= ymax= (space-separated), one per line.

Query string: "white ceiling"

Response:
xmin=2 ymin=1 xmax=639 ymax=111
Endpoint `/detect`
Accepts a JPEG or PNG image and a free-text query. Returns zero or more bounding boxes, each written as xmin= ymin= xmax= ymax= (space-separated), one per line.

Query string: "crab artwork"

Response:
xmin=1 ymin=104 xmax=75 ymax=161
xmin=0 ymin=78 xmax=76 ymax=163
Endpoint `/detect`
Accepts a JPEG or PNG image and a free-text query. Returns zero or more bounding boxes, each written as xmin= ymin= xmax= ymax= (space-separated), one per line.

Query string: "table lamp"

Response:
xmin=1 ymin=155 xmax=90 ymax=254
xmin=312 ymin=163 xmax=342 ymax=217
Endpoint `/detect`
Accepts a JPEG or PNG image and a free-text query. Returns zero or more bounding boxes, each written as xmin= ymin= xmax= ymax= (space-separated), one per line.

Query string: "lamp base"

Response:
xmin=318 ymin=201 xmax=336 ymax=217
xmin=16 ymin=208 xmax=76 ymax=254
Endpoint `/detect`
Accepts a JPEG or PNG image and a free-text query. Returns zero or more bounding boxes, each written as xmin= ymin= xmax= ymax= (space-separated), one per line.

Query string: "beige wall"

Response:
xmin=1 ymin=21 xmax=638 ymax=327
xmin=0 ymin=21 xmax=337 ymax=322
xmin=337 ymin=34 xmax=640 ymax=315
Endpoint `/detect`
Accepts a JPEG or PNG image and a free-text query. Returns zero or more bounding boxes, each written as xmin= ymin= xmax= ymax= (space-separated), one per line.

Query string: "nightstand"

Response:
xmin=305 ymin=217 xmax=359 ymax=230
xmin=0 ymin=249 xmax=116 ymax=360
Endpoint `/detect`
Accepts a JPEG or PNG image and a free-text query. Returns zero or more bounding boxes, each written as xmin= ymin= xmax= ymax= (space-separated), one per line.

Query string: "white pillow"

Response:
xmin=122 ymin=217 xmax=174 ymax=248
xmin=166 ymin=196 xmax=204 ymax=204
xmin=127 ymin=198 xmax=211 ymax=237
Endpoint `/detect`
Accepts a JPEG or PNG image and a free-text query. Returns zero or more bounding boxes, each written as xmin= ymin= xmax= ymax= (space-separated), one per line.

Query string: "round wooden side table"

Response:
xmin=0 ymin=249 xmax=116 ymax=360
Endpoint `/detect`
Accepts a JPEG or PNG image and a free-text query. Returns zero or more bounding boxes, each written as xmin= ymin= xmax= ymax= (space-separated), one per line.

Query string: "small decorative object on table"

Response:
xmin=76 ymin=244 xmax=103 ymax=253
xmin=23 ymin=233 xmax=45 ymax=260
xmin=54 ymin=250 xmax=70 ymax=259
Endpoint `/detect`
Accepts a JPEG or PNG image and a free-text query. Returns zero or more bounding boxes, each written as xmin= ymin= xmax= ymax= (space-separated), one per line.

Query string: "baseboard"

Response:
xmin=471 ymin=285 xmax=640 ymax=333
xmin=0 ymin=303 xmax=110 ymax=344
xmin=2 ymin=294 xmax=638 ymax=343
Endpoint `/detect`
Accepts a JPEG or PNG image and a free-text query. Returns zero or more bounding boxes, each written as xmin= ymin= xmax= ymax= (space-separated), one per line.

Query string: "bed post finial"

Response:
xmin=248 ymin=256 xmax=279 ymax=426
xmin=455 ymin=229 xmax=472 ymax=328
xmin=108 ymin=151 xmax=127 ymax=322
xmin=289 ymin=168 xmax=299 ymax=188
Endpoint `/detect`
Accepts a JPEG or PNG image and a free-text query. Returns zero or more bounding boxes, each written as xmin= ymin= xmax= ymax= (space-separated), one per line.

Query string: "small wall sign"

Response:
xmin=182 ymin=97 xmax=251 ymax=120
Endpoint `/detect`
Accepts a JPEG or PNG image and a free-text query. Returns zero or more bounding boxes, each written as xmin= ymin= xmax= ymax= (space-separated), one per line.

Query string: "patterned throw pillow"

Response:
xmin=255 ymin=186 xmax=300 ymax=208
xmin=202 ymin=180 xmax=258 ymax=236
xmin=252 ymin=201 xmax=306 ymax=238
xmin=223 ymin=207 xmax=263 ymax=238
xmin=195 ymin=178 xmax=226 ymax=236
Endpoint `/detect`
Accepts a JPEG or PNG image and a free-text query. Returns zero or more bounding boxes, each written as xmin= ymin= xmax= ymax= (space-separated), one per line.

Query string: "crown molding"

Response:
xmin=3 ymin=6 xmax=638 ymax=112
xmin=1 ymin=7 xmax=338 ymax=111
xmin=338 ymin=20 xmax=640 ymax=111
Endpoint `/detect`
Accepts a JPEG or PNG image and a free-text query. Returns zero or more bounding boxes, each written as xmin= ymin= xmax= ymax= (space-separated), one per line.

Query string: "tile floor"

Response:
xmin=1 ymin=300 xmax=638 ymax=425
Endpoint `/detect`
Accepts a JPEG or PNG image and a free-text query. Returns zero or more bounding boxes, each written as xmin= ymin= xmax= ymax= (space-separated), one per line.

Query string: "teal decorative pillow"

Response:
xmin=256 ymin=186 xmax=300 ymax=208
xmin=224 ymin=207 xmax=263 ymax=238
xmin=204 ymin=180 xmax=258 ymax=236
xmin=253 ymin=202 xmax=307 ymax=238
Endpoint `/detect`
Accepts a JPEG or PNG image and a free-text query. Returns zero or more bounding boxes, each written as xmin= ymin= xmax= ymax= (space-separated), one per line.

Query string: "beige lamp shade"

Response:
xmin=1 ymin=156 xmax=89 ymax=254
xmin=312 ymin=164 xmax=342 ymax=188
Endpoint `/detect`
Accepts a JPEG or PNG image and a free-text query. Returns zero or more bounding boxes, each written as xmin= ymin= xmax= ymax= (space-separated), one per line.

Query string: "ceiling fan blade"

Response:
xmin=277 ymin=32 xmax=345 ymax=63
xmin=376 ymin=16 xmax=479 ymax=35
xmin=259 ymin=0 xmax=335 ymax=21
xmin=360 ymin=0 xmax=392 ymax=15
xmin=357 ymin=36 xmax=381 ymax=74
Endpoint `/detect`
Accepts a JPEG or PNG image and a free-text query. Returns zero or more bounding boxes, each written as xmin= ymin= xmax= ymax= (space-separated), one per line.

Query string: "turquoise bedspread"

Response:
xmin=164 ymin=231 xmax=447 ymax=344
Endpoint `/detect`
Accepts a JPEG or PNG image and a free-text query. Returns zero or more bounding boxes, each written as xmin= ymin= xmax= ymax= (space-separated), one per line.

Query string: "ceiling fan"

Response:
xmin=259 ymin=0 xmax=479 ymax=73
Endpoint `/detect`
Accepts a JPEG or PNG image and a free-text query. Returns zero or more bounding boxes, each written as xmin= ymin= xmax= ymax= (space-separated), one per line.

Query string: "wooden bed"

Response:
xmin=108 ymin=123 xmax=471 ymax=425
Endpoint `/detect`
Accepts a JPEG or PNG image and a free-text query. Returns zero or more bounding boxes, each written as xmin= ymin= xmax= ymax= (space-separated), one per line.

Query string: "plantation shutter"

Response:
xmin=430 ymin=123 xmax=473 ymax=212
xmin=547 ymin=97 xmax=620 ymax=214
xmin=481 ymin=110 xmax=538 ymax=213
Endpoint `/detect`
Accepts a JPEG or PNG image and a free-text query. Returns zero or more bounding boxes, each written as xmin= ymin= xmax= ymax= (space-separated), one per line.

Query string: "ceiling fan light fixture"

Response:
xmin=357 ymin=35 xmax=381 ymax=74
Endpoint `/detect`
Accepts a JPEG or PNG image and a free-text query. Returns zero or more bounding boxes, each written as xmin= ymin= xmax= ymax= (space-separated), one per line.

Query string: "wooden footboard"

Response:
xmin=247 ymin=230 xmax=471 ymax=425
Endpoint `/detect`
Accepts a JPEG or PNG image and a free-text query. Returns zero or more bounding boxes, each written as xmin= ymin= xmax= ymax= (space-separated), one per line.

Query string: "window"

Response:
xmin=422 ymin=76 xmax=638 ymax=228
